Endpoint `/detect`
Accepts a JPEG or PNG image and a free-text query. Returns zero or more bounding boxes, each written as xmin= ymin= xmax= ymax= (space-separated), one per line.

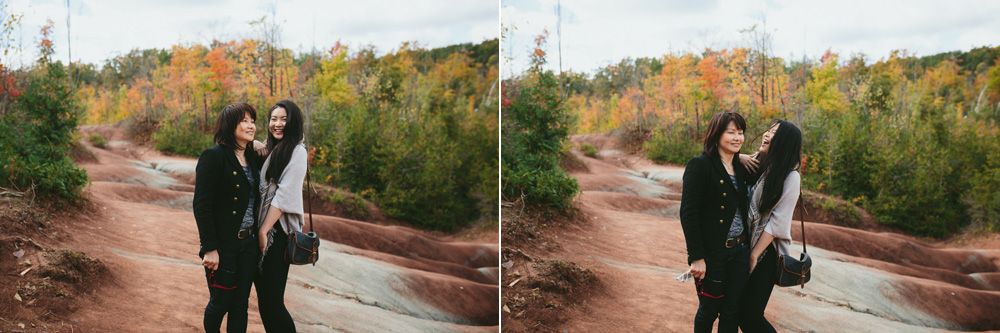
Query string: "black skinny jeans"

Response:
xmin=204 ymin=237 xmax=258 ymax=333
xmin=739 ymin=244 xmax=779 ymax=333
xmin=255 ymin=225 xmax=296 ymax=332
xmin=694 ymin=241 xmax=749 ymax=333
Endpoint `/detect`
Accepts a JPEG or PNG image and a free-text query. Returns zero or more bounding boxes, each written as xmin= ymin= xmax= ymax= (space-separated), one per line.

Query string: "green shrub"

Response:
xmin=153 ymin=113 xmax=213 ymax=157
xmin=1 ymin=62 xmax=89 ymax=202
xmin=801 ymin=112 xmax=965 ymax=237
xmin=308 ymin=65 xmax=496 ymax=231
xmin=645 ymin=122 xmax=702 ymax=165
xmin=960 ymin=127 xmax=1000 ymax=233
xmin=580 ymin=143 xmax=598 ymax=158
xmin=615 ymin=116 xmax=658 ymax=154
xmin=88 ymin=134 xmax=107 ymax=149
xmin=324 ymin=190 xmax=369 ymax=221
xmin=817 ymin=196 xmax=862 ymax=227
xmin=372 ymin=117 xmax=477 ymax=230
xmin=501 ymin=69 xmax=580 ymax=211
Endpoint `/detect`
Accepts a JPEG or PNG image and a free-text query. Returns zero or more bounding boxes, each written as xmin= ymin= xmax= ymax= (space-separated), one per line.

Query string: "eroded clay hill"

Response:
xmin=39 ymin=125 xmax=498 ymax=332
xmin=513 ymin=133 xmax=1000 ymax=332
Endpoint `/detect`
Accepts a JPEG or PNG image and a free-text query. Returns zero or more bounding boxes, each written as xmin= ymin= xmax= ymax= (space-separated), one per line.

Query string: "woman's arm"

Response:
xmin=258 ymin=206 xmax=284 ymax=252
xmin=269 ymin=145 xmax=308 ymax=215
xmin=763 ymin=172 xmax=801 ymax=241
xmin=749 ymin=231 xmax=774 ymax=272
xmin=679 ymin=156 xmax=709 ymax=278
xmin=193 ymin=148 xmax=221 ymax=270
xmin=740 ymin=153 xmax=759 ymax=173
xmin=253 ymin=140 xmax=269 ymax=157
xmin=193 ymin=148 xmax=221 ymax=256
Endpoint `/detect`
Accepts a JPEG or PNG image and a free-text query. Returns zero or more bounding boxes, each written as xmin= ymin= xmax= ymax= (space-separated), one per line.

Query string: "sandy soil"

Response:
xmin=6 ymin=125 xmax=499 ymax=332
xmin=505 ymin=134 xmax=1000 ymax=332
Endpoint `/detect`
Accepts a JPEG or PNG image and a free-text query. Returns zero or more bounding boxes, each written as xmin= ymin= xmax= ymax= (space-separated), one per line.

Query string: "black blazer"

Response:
xmin=193 ymin=145 xmax=262 ymax=257
xmin=679 ymin=152 xmax=750 ymax=265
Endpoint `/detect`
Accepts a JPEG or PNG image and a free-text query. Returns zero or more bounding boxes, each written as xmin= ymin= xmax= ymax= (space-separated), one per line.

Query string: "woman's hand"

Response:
xmin=258 ymin=230 xmax=268 ymax=253
xmin=749 ymin=254 xmax=758 ymax=273
xmin=690 ymin=259 xmax=706 ymax=279
xmin=740 ymin=153 xmax=760 ymax=173
xmin=202 ymin=250 xmax=219 ymax=271
xmin=253 ymin=140 xmax=269 ymax=157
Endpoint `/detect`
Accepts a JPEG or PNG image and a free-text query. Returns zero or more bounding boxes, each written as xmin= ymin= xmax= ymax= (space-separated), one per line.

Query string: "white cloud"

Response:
xmin=502 ymin=0 xmax=1000 ymax=78
xmin=8 ymin=0 xmax=499 ymax=67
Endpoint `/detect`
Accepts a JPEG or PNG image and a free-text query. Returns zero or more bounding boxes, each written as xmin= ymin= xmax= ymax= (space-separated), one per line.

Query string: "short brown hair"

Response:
xmin=213 ymin=103 xmax=257 ymax=149
xmin=702 ymin=112 xmax=746 ymax=156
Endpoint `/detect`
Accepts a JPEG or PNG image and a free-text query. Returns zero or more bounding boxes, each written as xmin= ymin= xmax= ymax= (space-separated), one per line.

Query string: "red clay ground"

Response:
xmin=1 ymin=124 xmax=498 ymax=332
xmin=501 ymin=133 xmax=1000 ymax=332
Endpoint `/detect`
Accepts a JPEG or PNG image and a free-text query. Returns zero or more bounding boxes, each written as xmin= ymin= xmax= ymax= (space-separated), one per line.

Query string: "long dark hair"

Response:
xmin=756 ymin=119 xmax=802 ymax=218
xmin=264 ymin=100 xmax=305 ymax=184
xmin=213 ymin=103 xmax=256 ymax=149
xmin=702 ymin=111 xmax=746 ymax=156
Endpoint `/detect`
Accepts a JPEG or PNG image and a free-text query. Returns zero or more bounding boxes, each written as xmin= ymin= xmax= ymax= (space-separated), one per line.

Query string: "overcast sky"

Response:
xmin=501 ymin=0 xmax=1000 ymax=78
xmin=8 ymin=0 xmax=498 ymax=68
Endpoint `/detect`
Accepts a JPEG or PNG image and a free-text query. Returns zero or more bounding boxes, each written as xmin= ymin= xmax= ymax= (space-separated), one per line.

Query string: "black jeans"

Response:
xmin=739 ymin=244 xmax=778 ymax=333
xmin=694 ymin=241 xmax=749 ymax=333
xmin=204 ymin=236 xmax=258 ymax=333
xmin=255 ymin=225 xmax=296 ymax=332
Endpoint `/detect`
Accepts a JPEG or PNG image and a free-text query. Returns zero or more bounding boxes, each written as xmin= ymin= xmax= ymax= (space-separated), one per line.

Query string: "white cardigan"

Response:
xmin=257 ymin=143 xmax=308 ymax=257
xmin=748 ymin=170 xmax=801 ymax=259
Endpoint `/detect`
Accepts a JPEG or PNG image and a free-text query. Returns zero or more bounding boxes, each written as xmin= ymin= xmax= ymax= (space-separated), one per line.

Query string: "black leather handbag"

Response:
xmin=285 ymin=169 xmax=319 ymax=265
xmin=774 ymin=192 xmax=811 ymax=288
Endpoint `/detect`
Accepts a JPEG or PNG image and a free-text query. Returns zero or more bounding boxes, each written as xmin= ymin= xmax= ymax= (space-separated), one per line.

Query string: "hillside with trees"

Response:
xmin=551 ymin=43 xmax=1000 ymax=238
xmin=21 ymin=18 xmax=499 ymax=231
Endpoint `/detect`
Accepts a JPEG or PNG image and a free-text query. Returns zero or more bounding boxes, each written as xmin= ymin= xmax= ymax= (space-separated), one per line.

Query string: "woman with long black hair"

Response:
xmin=738 ymin=119 xmax=803 ymax=332
xmin=680 ymin=111 xmax=752 ymax=333
xmin=255 ymin=99 xmax=308 ymax=332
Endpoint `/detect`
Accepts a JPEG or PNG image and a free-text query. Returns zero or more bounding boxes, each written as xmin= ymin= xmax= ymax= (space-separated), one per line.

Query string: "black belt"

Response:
xmin=725 ymin=234 xmax=746 ymax=248
xmin=237 ymin=228 xmax=254 ymax=239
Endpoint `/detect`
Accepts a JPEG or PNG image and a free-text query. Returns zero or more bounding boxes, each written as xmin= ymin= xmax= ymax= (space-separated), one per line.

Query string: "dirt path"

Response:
xmin=50 ymin=125 xmax=499 ymax=332
xmin=539 ymin=134 xmax=1000 ymax=332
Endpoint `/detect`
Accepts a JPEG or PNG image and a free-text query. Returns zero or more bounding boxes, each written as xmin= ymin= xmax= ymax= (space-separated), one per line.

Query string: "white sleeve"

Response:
xmin=269 ymin=145 xmax=307 ymax=215
xmin=763 ymin=171 xmax=800 ymax=241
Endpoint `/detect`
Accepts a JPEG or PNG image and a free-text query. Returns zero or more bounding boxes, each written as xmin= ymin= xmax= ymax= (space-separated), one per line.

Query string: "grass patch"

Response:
xmin=87 ymin=134 xmax=107 ymax=149
xmin=811 ymin=192 xmax=863 ymax=227
xmin=324 ymin=189 xmax=370 ymax=221
xmin=580 ymin=143 xmax=598 ymax=158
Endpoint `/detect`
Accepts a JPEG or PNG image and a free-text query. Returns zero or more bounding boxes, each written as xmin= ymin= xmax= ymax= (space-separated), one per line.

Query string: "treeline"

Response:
xmin=557 ymin=44 xmax=1000 ymax=237
xmin=3 ymin=16 xmax=499 ymax=230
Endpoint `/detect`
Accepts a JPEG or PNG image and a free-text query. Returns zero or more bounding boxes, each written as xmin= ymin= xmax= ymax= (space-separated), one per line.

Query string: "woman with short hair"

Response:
xmin=680 ymin=111 xmax=752 ymax=333
xmin=194 ymin=102 xmax=262 ymax=333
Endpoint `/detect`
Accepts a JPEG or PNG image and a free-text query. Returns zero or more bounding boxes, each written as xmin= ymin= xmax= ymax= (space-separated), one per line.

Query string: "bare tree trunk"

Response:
xmin=203 ymin=89 xmax=208 ymax=132
xmin=974 ymin=82 xmax=988 ymax=114
xmin=557 ymin=0 xmax=563 ymax=97
xmin=66 ymin=0 xmax=72 ymax=90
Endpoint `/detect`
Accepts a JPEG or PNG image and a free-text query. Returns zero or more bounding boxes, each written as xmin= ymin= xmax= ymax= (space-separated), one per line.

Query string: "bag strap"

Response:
xmin=798 ymin=188 xmax=807 ymax=254
xmin=306 ymin=167 xmax=313 ymax=234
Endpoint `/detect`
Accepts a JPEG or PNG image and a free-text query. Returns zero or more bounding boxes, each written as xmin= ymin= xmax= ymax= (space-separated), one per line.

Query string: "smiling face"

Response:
xmin=269 ymin=107 xmax=287 ymax=141
xmin=718 ymin=121 xmax=744 ymax=155
xmin=233 ymin=112 xmax=256 ymax=147
xmin=759 ymin=123 xmax=780 ymax=154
